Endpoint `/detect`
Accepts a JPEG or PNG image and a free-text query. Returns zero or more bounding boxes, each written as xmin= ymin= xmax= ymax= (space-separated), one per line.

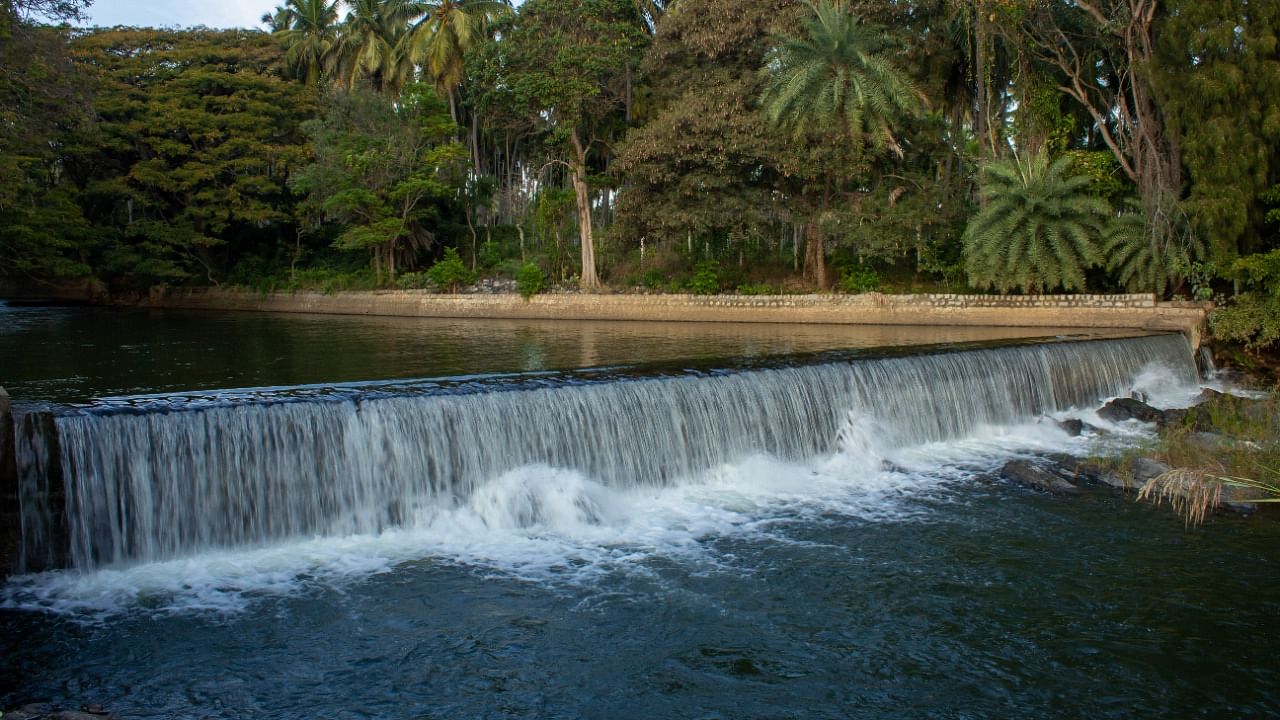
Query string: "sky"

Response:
xmin=82 ymin=0 xmax=277 ymax=29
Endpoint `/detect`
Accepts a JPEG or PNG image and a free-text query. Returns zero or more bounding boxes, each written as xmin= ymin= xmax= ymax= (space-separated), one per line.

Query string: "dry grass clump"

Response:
xmin=1138 ymin=467 xmax=1280 ymax=526
xmin=1135 ymin=392 xmax=1280 ymax=525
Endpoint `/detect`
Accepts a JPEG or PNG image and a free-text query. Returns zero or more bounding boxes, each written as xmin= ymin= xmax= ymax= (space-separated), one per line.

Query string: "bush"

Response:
xmin=426 ymin=247 xmax=476 ymax=292
xmin=396 ymin=271 xmax=434 ymax=290
xmin=839 ymin=264 xmax=881 ymax=293
xmin=735 ymin=283 xmax=778 ymax=295
xmin=516 ymin=263 xmax=546 ymax=299
xmin=688 ymin=260 xmax=721 ymax=295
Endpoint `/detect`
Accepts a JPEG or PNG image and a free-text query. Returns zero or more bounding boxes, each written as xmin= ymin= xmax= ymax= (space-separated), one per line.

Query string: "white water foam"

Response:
xmin=2 ymin=349 xmax=1209 ymax=620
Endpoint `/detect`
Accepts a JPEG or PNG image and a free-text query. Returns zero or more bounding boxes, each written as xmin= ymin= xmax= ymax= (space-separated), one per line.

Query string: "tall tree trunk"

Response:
xmin=570 ymin=128 xmax=601 ymax=290
xmin=804 ymin=223 xmax=826 ymax=289
xmin=470 ymin=109 xmax=482 ymax=175
xmin=1024 ymin=0 xmax=1182 ymax=255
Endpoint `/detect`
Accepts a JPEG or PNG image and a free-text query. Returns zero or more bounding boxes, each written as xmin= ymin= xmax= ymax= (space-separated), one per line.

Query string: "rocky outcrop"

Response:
xmin=1097 ymin=397 xmax=1164 ymax=423
xmin=1001 ymin=460 xmax=1082 ymax=495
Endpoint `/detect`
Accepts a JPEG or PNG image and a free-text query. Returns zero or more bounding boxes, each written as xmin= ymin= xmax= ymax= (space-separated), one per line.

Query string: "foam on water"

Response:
xmin=3 ymin=336 xmax=1207 ymax=618
xmin=2 ymin=410 xmax=1172 ymax=618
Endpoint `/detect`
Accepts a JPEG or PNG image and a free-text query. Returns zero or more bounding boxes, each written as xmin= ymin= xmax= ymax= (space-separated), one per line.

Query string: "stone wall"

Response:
xmin=146 ymin=288 xmax=1210 ymax=346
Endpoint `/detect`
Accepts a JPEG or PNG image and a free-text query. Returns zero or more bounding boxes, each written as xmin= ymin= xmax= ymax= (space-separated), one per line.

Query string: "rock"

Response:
xmin=1001 ymin=460 xmax=1082 ymax=495
xmin=1196 ymin=388 xmax=1225 ymax=404
xmin=1052 ymin=457 xmax=1135 ymax=491
xmin=1130 ymin=457 xmax=1173 ymax=483
xmin=1157 ymin=408 xmax=1190 ymax=428
xmin=1057 ymin=418 xmax=1085 ymax=437
xmin=1098 ymin=397 xmax=1164 ymax=424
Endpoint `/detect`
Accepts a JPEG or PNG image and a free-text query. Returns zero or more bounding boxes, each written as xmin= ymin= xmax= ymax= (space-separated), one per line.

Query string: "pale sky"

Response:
xmin=83 ymin=0 xmax=277 ymax=29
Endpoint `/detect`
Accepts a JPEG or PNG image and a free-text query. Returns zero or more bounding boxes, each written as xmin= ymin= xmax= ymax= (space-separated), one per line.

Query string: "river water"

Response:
xmin=1 ymin=302 xmax=1277 ymax=719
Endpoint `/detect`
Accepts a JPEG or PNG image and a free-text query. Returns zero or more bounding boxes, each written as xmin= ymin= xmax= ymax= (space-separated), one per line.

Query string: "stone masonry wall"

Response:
xmin=145 ymin=289 xmax=1210 ymax=346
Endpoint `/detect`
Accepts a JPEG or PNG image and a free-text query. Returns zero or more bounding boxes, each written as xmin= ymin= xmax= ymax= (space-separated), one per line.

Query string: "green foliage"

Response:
xmin=515 ymin=262 xmax=546 ymax=299
xmin=839 ymin=264 xmax=881 ymax=294
xmin=964 ymin=152 xmax=1110 ymax=293
xmin=1211 ymin=249 xmax=1280 ymax=349
xmin=268 ymin=0 xmax=340 ymax=86
xmin=395 ymin=271 xmax=434 ymax=290
xmin=735 ymin=283 xmax=778 ymax=296
xmin=688 ymin=260 xmax=721 ymax=295
xmin=759 ymin=0 xmax=921 ymax=152
xmin=292 ymin=83 xmax=467 ymax=281
xmin=1156 ymin=0 xmax=1280 ymax=259
xmin=1104 ymin=204 xmax=1205 ymax=295
xmin=426 ymin=247 xmax=476 ymax=291
xmin=400 ymin=0 xmax=511 ymax=98
xmin=65 ymin=29 xmax=316 ymax=287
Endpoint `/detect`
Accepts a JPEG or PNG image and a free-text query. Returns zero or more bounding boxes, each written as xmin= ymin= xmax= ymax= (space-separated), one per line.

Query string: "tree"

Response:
xmin=612 ymin=0 xmax=803 ymax=268
xmin=759 ymin=0 xmax=921 ymax=286
xmin=0 ymin=1 xmax=94 ymax=282
xmin=1014 ymin=0 xmax=1184 ymax=263
xmin=1155 ymin=0 xmax=1280 ymax=262
xmin=66 ymin=29 xmax=316 ymax=287
xmin=963 ymin=152 xmax=1110 ymax=293
xmin=398 ymin=0 xmax=511 ymax=119
xmin=291 ymin=83 xmax=469 ymax=281
xmin=760 ymin=0 xmax=920 ymax=153
xmin=503 ymin=0 xmax=647 ymax=290
xmin=334 ymin=0 xmax=413 ymax=94
xmin=268 ymin=0 xmax=341 ymax=87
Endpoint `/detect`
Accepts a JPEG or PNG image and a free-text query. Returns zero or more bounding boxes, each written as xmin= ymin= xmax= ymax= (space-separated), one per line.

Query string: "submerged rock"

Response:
xmin=1098 ymin=397 xmax=1163 ymax=424
xmin=1057 ymin=418 xmax=1085 ymax=437
xmin=1001 ymin=460 xmax=1082 ymax=495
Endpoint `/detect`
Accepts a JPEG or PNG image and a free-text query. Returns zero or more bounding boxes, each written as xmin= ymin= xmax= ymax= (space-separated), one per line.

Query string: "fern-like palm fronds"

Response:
xmin=964 ymin=152 xmax=1110 ymax=293
xmin=759 ymin=0 xmax=920 ymax=153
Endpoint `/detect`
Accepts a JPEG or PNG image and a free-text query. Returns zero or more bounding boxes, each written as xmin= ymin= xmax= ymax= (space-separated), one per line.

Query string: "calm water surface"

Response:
xmin=2 ymin=301 xmax=1120 ymax=403
xmin=1 ymin=302 xmax=1276 ymax=719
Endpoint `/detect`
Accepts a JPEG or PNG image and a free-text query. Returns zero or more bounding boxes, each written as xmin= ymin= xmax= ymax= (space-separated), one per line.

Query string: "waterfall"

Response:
xmin=15 ymin=334 xmax=1195 ymax=571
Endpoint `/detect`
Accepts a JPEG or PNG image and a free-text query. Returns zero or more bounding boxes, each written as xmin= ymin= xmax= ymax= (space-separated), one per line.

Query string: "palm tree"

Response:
xmin=398 ymin=0 xmax=511 ymax=118
xmin=760 ymin=0 xmax=920 ymax=154
xmin=334 ymin=0 xmax=413 ymax=94
xmin=267 ymin=0 xmax=341 ymax=87
xmin=759 ymin=0 xmax=921 ymax=286
xmin=963 ymin=152 xmax=1111 ymax=293
xmin=1105 ymin=201 xmax=1205 ymax=295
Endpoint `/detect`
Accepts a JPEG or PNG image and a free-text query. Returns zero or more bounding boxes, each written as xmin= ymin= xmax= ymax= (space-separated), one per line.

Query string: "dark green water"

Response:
xmin=0 ymin=302 xmax=1120 ymax=403
xmin=1 ymin=302 xmax=1277 ymax=719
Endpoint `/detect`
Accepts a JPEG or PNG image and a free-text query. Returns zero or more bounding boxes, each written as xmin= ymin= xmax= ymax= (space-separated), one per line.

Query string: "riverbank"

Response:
xmin=126 ymin=287 xmax=1212 ymax=347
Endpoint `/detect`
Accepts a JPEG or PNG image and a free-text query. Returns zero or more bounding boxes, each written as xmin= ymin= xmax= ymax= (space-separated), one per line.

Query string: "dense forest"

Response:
xmin=1 ymin=0 xmax=1279 ymax=345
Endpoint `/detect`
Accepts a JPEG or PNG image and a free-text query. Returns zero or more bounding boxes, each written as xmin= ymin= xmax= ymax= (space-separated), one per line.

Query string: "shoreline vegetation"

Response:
xmin=3 ymin=1 xmax=1279 ymax=356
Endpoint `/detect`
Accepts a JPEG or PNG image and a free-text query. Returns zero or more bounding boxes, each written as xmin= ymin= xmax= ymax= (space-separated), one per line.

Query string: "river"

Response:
xmin=1 ymin=301 xmax=1276 ymax=719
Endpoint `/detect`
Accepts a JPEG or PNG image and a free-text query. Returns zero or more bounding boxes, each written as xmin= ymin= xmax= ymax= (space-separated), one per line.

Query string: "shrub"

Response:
xmin=688 ymin=260 xmax=721 ymax=295
xmin=396 ymin=271 xmax=434 ymax=290
xmin=426 ymin=247 xmax=476 ymax=292
xmin=516 ymin=263 xmax=546 ymax=299
xmin=735 ymin=283 xmax=778 ymax=296
xmin=839 ymin=264 xmax=881 ymax=293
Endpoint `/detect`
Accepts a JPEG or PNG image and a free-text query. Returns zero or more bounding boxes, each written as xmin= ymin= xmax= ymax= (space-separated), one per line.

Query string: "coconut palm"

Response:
xmin=335 ymin=0 xmax=414 ymax=94
xmin=267 ymin=0 xmax=341 ymax=87
xmin=398 ymin=0 xmax=511 ymax=118
xmin=759 ymin=0 xmax=921 ymax=154
xmin=963 ymin=152 xmax=1111 ymax=293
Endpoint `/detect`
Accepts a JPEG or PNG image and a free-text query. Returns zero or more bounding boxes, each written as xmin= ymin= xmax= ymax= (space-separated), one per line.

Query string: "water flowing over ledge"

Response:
xmin=7 ymin=334 xmax=1198 ymax=575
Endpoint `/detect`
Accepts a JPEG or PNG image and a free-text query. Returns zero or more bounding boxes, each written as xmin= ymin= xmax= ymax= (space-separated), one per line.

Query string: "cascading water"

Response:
xmin=14 ymin=334 xmax=1197 ymax=573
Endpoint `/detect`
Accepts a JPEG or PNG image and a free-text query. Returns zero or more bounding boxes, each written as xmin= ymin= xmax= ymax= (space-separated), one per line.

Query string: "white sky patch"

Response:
xmin=83 ymin=0 xmax=277 ymax=29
